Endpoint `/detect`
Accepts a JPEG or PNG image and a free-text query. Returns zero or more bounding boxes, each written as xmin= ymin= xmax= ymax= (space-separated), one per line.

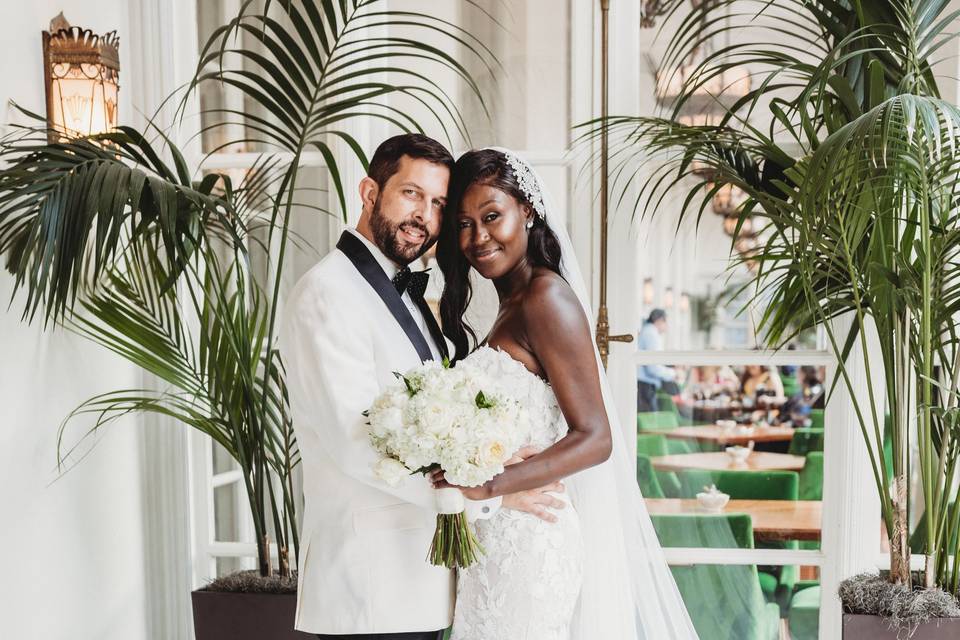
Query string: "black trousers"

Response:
xmin=637 ymin=380 xmax=659 ymax=412
xmin=316 ymin=631 xmax=444 ymax=640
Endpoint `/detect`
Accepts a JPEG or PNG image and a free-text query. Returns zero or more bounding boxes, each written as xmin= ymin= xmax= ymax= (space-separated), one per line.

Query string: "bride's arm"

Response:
xmin=442 ymin=274 xmax=614 ymax=499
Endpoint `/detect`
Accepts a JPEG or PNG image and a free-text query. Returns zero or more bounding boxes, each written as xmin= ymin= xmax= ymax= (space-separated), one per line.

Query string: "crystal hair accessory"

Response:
xmin=502 ymin=151 xmax=546 ymax=220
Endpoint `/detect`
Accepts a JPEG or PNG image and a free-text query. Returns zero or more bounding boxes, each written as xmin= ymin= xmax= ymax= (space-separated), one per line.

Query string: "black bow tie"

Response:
xmin=392 ymin=267 xmax=430 ymax=299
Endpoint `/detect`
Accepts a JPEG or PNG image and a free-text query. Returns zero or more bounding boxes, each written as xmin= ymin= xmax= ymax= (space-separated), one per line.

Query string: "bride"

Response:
xmin=432 ymin=148 xmax=699 ymax=640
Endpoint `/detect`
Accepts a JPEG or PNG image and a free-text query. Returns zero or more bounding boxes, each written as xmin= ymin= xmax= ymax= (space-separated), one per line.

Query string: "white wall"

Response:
xmin=0 ymin=2 xmax=149 ymax=639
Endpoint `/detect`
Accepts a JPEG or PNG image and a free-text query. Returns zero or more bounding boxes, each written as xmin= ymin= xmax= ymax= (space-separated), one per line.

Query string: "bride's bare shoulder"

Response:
xmin=521 ymin=269 xmax=587 ymax=331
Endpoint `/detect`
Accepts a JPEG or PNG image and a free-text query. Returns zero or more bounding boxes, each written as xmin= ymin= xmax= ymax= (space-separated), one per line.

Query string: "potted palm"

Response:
xmin=587 ymin=0 xmax=960 ymax=636
xmin=0 ymin=1 xmax=492 ymax=638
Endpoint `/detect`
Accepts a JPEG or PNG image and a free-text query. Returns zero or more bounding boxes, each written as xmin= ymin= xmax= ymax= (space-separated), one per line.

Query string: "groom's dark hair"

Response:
xmin=368 ymin=134 xmax=454 ymax=189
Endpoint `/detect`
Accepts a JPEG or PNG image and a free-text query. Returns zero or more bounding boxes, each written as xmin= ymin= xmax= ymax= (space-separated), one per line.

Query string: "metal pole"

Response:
xmin=596 ymin=0 xmax=633 ymax=368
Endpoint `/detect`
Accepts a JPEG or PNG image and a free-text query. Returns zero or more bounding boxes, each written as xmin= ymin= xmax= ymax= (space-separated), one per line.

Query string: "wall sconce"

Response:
xmin=663 ymin=286 xmax=674 ymax=309
xmin=42 ymin=13 xmax=120 ymax=139
xmin=678 ymin=292 xmax=690 ymax=313
xmin=642 ymin=277 xmax=655 ymax=305
xmin=711 ymin=183 xmax=746 ymax=216
xmin=722 ymin=214 xmax=754 ymax=237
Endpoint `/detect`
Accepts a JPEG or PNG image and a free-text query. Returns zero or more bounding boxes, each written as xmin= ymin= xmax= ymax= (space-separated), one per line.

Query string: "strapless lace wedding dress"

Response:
xmin=451 ymin=347 xmax=584 ymax=640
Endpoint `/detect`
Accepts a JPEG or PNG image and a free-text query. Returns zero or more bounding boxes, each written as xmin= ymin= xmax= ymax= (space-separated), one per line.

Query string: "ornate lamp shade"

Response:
xmin=711 ymin=183 xmax=746 ymax=216
xmin=642 ymin=277 xmax=655 ymax=305
xmin=42 ymin=16 xmax=119 ymax=139
xmin=722 ymin=214 xmax=754 ymax=237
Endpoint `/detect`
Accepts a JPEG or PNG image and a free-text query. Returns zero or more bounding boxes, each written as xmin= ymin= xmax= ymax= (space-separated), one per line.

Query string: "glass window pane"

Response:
xmin=664 ymin=562 xmax=820 ymax=640
xmin=637 ymin=208 xmax=819 ymax=351
xmin=639 ymin=364 xmax=826 ymax=552
xmin=214 ymin=483 xmax=245 ymax=543
xmin=212 ymin=442 xmax=235 ymax=475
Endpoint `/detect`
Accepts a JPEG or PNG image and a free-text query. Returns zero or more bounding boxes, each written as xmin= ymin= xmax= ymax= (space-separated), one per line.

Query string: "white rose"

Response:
xmin=373 ymin=457 xmax=409 ymax=487
xmin=370 ymin=406 xmax=403 ymax=438
xmin=477 ymin=439 xmax=510 ymax=467
xmin=387 ymin=389 xmax=409 ymax=409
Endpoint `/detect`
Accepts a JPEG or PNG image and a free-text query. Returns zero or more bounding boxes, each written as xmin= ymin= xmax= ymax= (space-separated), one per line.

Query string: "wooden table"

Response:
xmin=650 ymin=425 xmax=796 ymax=446
xmin=645 ymin=498 xmax=822 ymax=541
xmin=650 ymin=451 xmax=807 ymax=472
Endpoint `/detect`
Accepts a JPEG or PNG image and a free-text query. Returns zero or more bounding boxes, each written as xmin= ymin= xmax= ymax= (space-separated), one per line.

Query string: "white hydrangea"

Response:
xmin=367 ymin=347 xmax=537 ymax=490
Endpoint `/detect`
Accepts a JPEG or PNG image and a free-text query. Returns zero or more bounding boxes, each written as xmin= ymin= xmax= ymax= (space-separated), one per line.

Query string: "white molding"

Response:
xmin=818 ymin=317 xmax=882 ymax=638
xmin=189 ymin=429 xmax=215 ymax=586
xmin=211 ymin=469 xmax=243 ymax=488
xmin=663 ymin=547 xmax=824 ymax=566
xmin=634 ymin=349 xmax=834 ymax=366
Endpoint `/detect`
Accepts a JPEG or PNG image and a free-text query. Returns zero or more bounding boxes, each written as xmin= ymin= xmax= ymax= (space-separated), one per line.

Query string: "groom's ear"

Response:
xmin=359 ymin=176 xmax=380 ymax=214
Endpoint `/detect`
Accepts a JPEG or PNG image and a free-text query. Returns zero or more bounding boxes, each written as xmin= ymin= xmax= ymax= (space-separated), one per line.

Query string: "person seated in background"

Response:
xmin=781 ymin=366 xmax=826 ymax=425
xmin=684 ymin=364 xmax=740 ymax=398
xmin=740 ymin=364 xmax=785 ymax=406
xmin=636 ymin=308 xmax=677 ymax=411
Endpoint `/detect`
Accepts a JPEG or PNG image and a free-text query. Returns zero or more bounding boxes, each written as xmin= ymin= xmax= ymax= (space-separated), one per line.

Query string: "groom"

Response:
xmin=281 ymin=134 xmax=563 ymax=639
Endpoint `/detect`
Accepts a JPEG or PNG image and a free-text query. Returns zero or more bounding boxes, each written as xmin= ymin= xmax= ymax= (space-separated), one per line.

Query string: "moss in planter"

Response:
xmin=202 ymin=570 xmax=298 ymax=594
xmin=839 ymin=573 xmax=960 ymax=637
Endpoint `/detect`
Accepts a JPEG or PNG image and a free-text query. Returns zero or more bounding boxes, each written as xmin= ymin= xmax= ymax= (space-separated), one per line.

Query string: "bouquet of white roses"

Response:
xmin=366 ymin=356 xmax=531 ymax=568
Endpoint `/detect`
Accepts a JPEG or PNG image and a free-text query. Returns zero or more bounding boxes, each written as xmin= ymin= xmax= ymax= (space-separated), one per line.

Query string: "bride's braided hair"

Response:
xmin=438 ymin=149 xmax=563 ymax=361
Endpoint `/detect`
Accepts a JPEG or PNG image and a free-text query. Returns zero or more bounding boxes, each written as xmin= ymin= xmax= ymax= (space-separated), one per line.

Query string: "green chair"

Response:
xmin=656 ymin=391 xmax=692 ymax=425
xmin=782 ymin=374 xmax=800 ymax=398
xmin=787 ymin=585 xmax=820 ymax=640
xmin=636 ymin=434 xmax=683 ymax=497
xmin=677 ymin=469 xmax=799 ymax=615
xmin=808 ymin=408 xmax=824 ymax=430
xmin=677 ymin=469 xmax=799 ymax=502
xmin=652 ymin=514 xmax=781 ymax=640
xmin=797 ymin=452 xmax=824 ymax=551
xmin=798 ymin=452 xmax=823 ymax=502
xmin=637 ymin=454 xmax=666 ymax=498
xmin=637 ymin=432 xmax=668 ymax=456
xmin=637 ymin=411 xmax=694 ymax=454
xmin=788 ymin=428 xmax=824 ymax=456
xmin=637 ymin=410 xmax=680 ymax=430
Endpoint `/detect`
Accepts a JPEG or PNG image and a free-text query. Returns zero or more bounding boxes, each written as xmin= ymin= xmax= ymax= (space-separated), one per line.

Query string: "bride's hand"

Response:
xmin=428 ymin=445 xmax=544 ymax=497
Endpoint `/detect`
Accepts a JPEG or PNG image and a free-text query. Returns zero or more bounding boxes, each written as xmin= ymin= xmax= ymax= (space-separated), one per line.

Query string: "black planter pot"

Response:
xmin=843 ymin=614 xmax=960 ymax=639
xmin=192 ymin=590 xmax=314 ymax=640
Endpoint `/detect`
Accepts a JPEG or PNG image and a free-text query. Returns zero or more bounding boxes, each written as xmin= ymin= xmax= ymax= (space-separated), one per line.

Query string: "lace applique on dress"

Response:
xmin=451 ymin=347 xmax=583 ymax=640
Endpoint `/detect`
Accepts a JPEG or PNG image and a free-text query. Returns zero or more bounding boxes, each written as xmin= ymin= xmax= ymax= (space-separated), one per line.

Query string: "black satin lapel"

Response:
xmin=336 ymin=231 xmax=434 ymax=363
xmin=413 ymin=294 xmax=449 ymax=361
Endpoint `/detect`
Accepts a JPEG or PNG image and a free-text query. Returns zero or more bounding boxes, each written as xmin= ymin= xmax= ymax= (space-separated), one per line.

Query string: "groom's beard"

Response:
xmin=370 ymin=196 xmax=434 ymax=265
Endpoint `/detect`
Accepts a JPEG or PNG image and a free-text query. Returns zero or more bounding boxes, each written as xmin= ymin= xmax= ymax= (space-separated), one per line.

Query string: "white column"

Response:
xmin=127 ymin=0 xmax=203 ymax=637
xmin=819 ymin=315 xmax=883 ymax=637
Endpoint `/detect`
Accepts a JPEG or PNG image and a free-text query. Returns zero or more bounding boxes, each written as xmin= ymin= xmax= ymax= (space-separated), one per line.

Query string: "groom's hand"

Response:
xmin=505 ymin=445 xmax=542 ymax=466
xmin=502 ymin=482 xmax=566 ymax=523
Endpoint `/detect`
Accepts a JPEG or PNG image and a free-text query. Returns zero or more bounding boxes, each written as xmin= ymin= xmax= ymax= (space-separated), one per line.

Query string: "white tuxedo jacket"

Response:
xmin=280 ymin=231 xmax=497 ymax=634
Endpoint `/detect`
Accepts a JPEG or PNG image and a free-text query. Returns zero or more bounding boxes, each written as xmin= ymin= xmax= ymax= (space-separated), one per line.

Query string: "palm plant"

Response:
xmin=0 ymin=0 xmax=494 ymax=579
xmin=584 ymin=0 xmax=960 ymax=593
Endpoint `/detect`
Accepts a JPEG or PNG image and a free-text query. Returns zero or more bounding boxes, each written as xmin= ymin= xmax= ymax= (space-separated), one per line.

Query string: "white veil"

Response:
xmin=475 ymin=147 xmax=699 ymax=639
